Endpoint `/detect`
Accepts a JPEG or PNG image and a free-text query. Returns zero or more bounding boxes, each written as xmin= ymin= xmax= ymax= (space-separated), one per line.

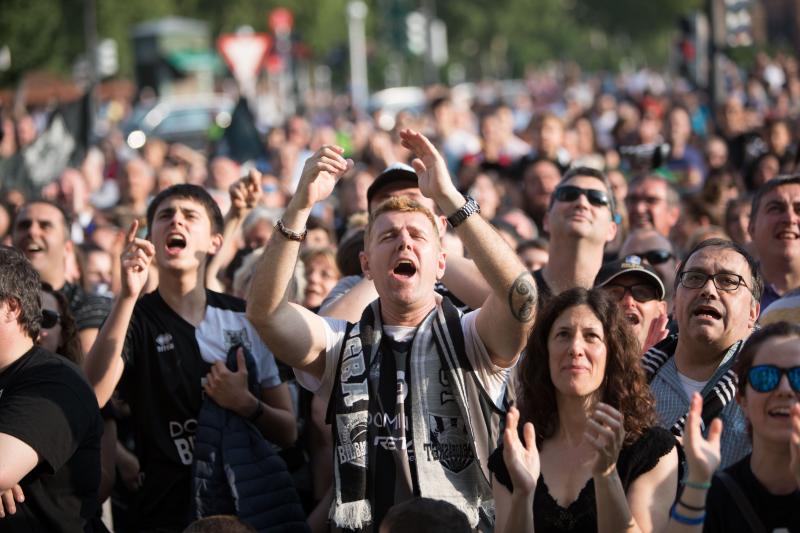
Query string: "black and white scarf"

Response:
xmin=328 ymin=298 xmax=496 ymax=530
xmin=642 ymin=334 xmax=742 ymax=436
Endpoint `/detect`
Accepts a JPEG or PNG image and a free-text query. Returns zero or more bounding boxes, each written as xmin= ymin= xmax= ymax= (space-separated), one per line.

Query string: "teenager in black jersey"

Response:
xmin=84 ymin=180 xmax=297 ymax=532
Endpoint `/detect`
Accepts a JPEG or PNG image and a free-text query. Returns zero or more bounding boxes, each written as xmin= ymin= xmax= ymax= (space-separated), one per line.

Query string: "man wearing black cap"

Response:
xmin=596 ymin=255 xmax=668 ymax=354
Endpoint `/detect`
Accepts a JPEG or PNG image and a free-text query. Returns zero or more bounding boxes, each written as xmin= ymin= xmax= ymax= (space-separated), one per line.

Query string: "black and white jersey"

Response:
xmin=120 ymin=289 xmax=280 ymax=531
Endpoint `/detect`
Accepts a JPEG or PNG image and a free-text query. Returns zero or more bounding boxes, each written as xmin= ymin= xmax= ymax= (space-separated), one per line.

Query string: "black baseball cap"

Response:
xmin=366 ymin=163 xmax=419 ymax=209
xmin=595 ymin=255 xmax=666 ymax=300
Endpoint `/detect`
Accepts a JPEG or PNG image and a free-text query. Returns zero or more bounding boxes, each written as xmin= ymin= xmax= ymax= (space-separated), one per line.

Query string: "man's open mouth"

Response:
xmin=624 ymin=312 xmax=641 ymax=326
xmin=693 ymin=305 xmax=722 ymax=320
xmin=166 ymin=234 xmax=187 ymax=252
xmin=393 ymin=260 xmax=417 ymax=278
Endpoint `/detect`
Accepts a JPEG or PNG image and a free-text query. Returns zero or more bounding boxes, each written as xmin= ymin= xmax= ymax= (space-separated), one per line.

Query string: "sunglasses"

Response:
xmin=553 ymin=185 xmax=611 ymax=208
xmin=41 ymin=309 xmax=61 ymax=329
xmin=638 ymin=249 xmax=674 ymax=265
xmin=747 ymin=365 xmax=800 ymax=393
xmin=603 ymin=283 xmax=660 ymax=303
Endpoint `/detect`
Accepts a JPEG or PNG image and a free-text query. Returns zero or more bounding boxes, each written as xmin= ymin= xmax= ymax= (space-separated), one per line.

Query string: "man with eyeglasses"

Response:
xmin=642 ymin=238 xmax=762 ymax=468
xmin=0 ymin=246 xmax=103 ymax=531
xmin=619 ymin=228 xmax=678 ymax=305
xmin=534 ymin=166 xmax=618 ymax=308
xmin=748 ymin=175 xmax=800 ymax=312
xmin=595 ymin=255 xmax=668 ymax=354
xmin=625 ymin=174 xmax=681 ymax=238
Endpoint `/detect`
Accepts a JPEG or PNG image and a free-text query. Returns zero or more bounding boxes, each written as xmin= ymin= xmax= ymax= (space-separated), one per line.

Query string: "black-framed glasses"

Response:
xmin=553 ymin=185 xmax=611 ymax=208
xmin=603 ymin=283 xmax=660 ymax=303
xmin=41 ymin=309 xmax=60 ymax=329
xmin=679 ymin=271 xmax=748 ymax=292
xmin=639 ymin=249 xmax=674 ymax=265
xmin=747 ymin=365 xmax=800 ymax=393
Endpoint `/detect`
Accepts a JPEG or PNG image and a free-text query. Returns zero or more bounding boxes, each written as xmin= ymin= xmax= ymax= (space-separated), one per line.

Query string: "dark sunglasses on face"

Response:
xmin=638 ymin=249 xmax=674 ymax=265
xmin=603 ymin=283 xmax=659 ymax=303
xmin=553 ymin=185 xmax=611 ymax=208
xmin=41 ymin=309 xmax=60 ymax=329
xmin=747 ymin=365 xmax=800 ymax=393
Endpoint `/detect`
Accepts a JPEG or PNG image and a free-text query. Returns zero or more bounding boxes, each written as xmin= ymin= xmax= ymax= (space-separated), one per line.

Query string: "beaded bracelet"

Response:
xmin=670 ymin=503 xmax=705 ymax=525
xmin=683 ymin=479 xmax=712 ymax=490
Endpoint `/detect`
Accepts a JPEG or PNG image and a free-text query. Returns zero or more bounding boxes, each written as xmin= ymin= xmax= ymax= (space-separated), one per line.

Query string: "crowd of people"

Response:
xmin=1 ymin=54 xmax=800 ymax=532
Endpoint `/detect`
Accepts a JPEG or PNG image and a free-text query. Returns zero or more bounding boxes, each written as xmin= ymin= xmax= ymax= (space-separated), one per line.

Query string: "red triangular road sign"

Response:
xmin=217 ymin=34 xmax=271 ymax=80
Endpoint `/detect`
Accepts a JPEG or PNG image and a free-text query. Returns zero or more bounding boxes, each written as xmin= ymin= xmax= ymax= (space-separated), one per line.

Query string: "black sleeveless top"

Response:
xmin=488 ymin=426 xmax=676 ymax=532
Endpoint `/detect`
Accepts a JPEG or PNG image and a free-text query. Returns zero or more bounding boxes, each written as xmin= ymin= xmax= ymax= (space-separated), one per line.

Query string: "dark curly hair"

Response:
xmin=40 ymin=283 xmax=83 ymax=365
xmin=517 ymin=287 xmax=656 ymax=446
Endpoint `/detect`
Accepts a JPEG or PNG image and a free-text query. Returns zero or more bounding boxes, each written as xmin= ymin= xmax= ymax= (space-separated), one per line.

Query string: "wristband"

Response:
xmin=670 ymin=503 xmax=705 ymax=525
xmin=247 ymin=400 xmax=264 ymax=422
xmin=677 ymin=499 xmax=705 ymax=512
xmin=446 ymin=196 xmax=480 ymax=228
xmin=683 ymin=479 xmax=712 ymax=490
xmin=276 ymin=219 xmax=307 ymax=241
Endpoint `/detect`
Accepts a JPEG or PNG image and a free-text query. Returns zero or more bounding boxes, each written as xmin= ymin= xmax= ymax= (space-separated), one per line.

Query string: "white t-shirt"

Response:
xmin=294 ymin=309 xmax=513 ymax=408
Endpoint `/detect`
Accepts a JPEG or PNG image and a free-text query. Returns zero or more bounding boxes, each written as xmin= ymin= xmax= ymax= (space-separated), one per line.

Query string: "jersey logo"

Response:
xmin=224 ymin=328 xmax=252 ymax=352
xmin=156 ymin=333 xmax=175 ymax=353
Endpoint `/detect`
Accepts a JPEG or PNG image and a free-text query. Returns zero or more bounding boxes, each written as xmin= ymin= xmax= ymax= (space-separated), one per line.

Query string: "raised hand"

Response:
xmin=790 ymin=403 xmax=800 ymax=489
xmin=585 ymin=402 xmax=626 ymax=477
xmin=0 ymin=485 xmax=24 ymax=518
xmin=502 ymin=406 xmax=540 ymax=495
xmin=120 ymin=220 xmax=155 ymax=298
xmin=398 ymin=129 xmax=458 ymax=206
xmin=293 ymin=145 xmax=352 ymax=210
xmin=229 ymin=169 xmax=263 ymax=218
xmin=684 ymin=392 xmax=722 ymax=483
xmin=203 ymin=348 xmax=253 ymax=414
xmin=642 ymin=312 xmax=669 ymax=354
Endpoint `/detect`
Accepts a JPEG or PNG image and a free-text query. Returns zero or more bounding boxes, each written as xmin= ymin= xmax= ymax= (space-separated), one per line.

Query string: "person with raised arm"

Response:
xmin=246 ymin=130 xmax=536 ymax=531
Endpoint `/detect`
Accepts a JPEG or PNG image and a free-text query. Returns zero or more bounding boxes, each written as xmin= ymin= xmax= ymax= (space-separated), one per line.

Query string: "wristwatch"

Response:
xmin=447 ymin=196 xmax=481 ymax=228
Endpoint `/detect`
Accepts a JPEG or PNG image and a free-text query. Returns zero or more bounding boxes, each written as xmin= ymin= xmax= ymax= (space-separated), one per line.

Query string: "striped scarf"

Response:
xmin=328 ymin=298 xmax=496 ymax=531
xmin=642 ymin=334 xmax=742 ymax=436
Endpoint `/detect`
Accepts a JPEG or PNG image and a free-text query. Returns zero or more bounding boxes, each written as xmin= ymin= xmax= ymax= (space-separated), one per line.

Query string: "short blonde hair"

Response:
xmin=364 ymin=196 xmax=440 ymax=247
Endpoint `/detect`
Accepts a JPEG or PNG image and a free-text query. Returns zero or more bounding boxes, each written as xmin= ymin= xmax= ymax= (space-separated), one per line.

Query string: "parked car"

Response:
xmin=123 ymin=94 xmax=234 ymax=150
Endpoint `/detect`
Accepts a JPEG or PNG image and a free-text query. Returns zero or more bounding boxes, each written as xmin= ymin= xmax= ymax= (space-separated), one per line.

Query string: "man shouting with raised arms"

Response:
xmin=247 ymin=129 xmax=536 ymax=531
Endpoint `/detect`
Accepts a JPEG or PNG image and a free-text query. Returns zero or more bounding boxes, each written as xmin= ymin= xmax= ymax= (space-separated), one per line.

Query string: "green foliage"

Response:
xmin=0 ymin=0 xmax=701 ymax=89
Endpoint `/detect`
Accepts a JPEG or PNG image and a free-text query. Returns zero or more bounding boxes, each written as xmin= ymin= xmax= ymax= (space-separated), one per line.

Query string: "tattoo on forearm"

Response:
xmin=508 ymin=272 xmax=536 ymax=322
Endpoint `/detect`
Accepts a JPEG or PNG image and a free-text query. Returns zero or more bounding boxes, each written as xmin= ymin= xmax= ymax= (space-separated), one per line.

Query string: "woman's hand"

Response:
xmin=502 ymin=406 xmax=540 ymax=496
xmin=586 ymin=402 xmax=625 ymax=477
xmin=0 ymin=485 xmax=24 ymax=518
xmin=684 ymin=392 xmax=722 ymax=484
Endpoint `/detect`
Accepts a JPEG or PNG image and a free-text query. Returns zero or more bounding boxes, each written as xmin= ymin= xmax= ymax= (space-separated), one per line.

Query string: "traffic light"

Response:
xmin=723 ymin=0 xmax=753 ymax=47
xmin=97 ymin=38 xmax=118 ymax=77
xmin=406 ymin=11 xmax=426 ymax=56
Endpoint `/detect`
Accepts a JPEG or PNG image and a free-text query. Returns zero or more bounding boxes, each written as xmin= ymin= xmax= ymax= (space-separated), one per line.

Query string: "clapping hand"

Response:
xmin=683 ymin=392 xmax=722 ymax=484
xmin=585 ymin=402 xmax=626 ymax=477
xmin=502 ymin=406 xmax=540 ymax=495
xmin=642 ymin=313 xmax=669 ymax=355
xmin=120 ymin=220 xmax=155 ymax=299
